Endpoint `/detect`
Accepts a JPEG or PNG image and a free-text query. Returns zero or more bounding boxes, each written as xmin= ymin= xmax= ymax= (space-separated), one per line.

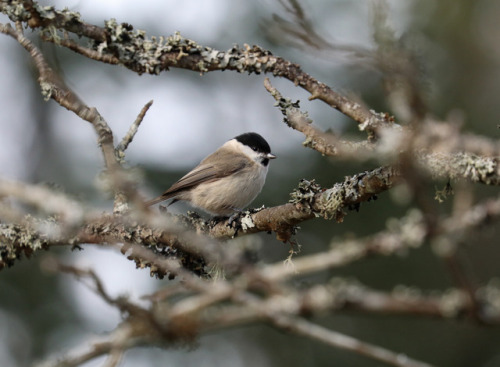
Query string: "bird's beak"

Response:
xmin=267 ymin=153 xmax=277 ymax=159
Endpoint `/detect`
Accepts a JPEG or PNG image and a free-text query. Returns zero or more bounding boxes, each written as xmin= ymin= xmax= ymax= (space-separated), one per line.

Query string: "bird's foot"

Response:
xmin=227 ymin=210 xmax=244 ymax=236
xmin=209 ymin=215 xmax=226 ymax=227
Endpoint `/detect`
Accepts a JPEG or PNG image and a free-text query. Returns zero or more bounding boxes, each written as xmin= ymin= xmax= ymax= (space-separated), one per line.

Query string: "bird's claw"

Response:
xmin=227 ymin=211 xmax=240 ymax=227
xmin=227 ymin=210 xmax=243 ymax=236
xmin=209 ymin=216 xmax=225 ymax=227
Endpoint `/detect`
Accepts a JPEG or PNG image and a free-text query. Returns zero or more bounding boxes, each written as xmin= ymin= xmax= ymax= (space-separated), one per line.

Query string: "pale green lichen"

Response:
xmin=200 ymin=44 xmax=277 ymax=75
xmin=41 ymin=25 xmax=61 ymax=44
xmin=239 ymin=212 xmax=256 ymax=231
xmin=3 ymin=2 xmax=282 ymax=78
xmin=290 ymin=167 xmax=396 ymax=221
xmin=1 ymin=1 xmax=82 ymax=26
xmin=1 ymin=1 xmax=32 ymax=21
xmin=40 ymin=81 xmax=53 ymax=101
xmin=434 ymin=182 xmax=454 ymax=203
xmin=316 ymin=186 xmax=345 ymax=220
xmin=361 ymin=109 xmax=393 ymax=132
xmin=418 ymin=151 xmax=499 ymax=185
xmin=271 ymin=97 xmax=308 ymax=131
xmin=0 ymin=221 xmax=51 ymax=269
xmin=235 ymin=205 xmax=266 ymax=232
xmin=98 ymin=23 xmax=209 ymax=75
xmin=289 ymin=179 xmax=323 ymax=217
xmin=37 ymin=5 xmax=56 ymax=19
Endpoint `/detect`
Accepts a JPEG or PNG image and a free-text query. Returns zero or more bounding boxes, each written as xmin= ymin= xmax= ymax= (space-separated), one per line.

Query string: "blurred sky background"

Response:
xmin=1 ymin=0 xmax=500 ymax=366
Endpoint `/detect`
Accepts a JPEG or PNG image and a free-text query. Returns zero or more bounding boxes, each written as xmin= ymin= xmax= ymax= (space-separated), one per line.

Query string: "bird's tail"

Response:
xmin=145 ymin=195 xmax=178 ymax=208
xmin=145 ymin=196 xmax=166 ymax=207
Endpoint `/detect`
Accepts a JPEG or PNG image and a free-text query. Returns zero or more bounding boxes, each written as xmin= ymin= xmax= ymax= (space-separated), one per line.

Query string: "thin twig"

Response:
xmin=0 ymin=23 xmax=118 ymax=181
xmin=42 ymin=34 xmax=120 ymax=65
xmin=264 ymin=77 xmax=376 ymax=156
xmin=0 ymin=21 xmax=152 ymax=215
xmin=116 ymin=100 xmax=153 ymax=153
xmin=102 ymin=349 xmax=124 ymax=367
xmin=0 ymin=177 xmax=88 ymax=225
xmin=35 ymin=324 xmax=141 ymax=367
xmin=268 ymin=315 xmax=435 ymax=367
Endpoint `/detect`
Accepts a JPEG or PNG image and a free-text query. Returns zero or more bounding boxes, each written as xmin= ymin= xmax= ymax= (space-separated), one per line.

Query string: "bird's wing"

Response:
xmin=146 ymin=150 xmax=249 ymax=206
xmin=164 ymin=164 xmax=221 ymax=195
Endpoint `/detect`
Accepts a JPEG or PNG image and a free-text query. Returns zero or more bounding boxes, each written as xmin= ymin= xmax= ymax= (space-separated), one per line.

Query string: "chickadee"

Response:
xmin=146 ymin=132 xmax=276 ymax=216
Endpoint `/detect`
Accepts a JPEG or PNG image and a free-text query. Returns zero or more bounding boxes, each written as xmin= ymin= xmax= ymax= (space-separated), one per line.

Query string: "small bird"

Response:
xmin=146 ymin=132 xmax=276 ymax=217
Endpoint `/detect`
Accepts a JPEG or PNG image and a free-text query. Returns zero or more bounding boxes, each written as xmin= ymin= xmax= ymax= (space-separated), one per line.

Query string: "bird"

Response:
xmin=146 ymin=132 xmax=276 ymax=218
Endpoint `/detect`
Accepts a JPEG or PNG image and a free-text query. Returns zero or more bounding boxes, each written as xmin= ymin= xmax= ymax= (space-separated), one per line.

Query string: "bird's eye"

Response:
xmin=251 ymin=146 xmax=257 ymax=151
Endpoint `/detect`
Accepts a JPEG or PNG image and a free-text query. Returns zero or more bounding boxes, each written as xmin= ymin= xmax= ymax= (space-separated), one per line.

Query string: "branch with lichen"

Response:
xmin=31 ymin=196 xmax=500 ymax=366
xmin=3 ymin=1 xmax=499 ymax=183
xmin=34 ymin=233 xmax=500 ymax=367
xmin=2 ymin=173 xmax=499 ymax=279
xmin=0 ymin=0 xmax=497 ymax=291
xmin=3 ymin=0 xmax=500 ymax=163
xmin=0 ymin=0 xmax=387 ymax=135
xmin=0 ymin=21 xmax=144 ymax=217
xmin=264 ymin=78 xmax=500 ymax=186
xmin=0 ymin=164 xmax=397 ymax=273
xmin=2 ymin=2 xmax=500 ymax=366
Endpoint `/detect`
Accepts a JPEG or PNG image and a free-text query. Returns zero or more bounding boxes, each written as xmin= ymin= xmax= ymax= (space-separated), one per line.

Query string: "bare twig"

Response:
xmin=35 ymin=324 xmax=142 ymax=367
xmin=41 ymin=33 xmax=120 ymax=65
xmin=266 ymin=0 xmax=373 ymax=59
xmin=102 ymin=349 xmax=124 ymax=367
xmin=268 ymin=315 xmax=435 ymax=367
xmin=264 ymin=77 xmax=377 ymax=156
xmin=116 ymin=100 xmax=153 ymax=154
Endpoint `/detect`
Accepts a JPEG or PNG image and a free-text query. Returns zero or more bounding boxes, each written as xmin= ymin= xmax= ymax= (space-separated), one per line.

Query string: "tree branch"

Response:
xmin=267 ymin=316 xmax=435 ymax=367
xmin=0 ymin=1 xmax=387 ymax=134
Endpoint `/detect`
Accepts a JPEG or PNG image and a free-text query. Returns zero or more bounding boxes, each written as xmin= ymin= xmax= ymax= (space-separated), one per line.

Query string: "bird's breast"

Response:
xmin=189 ymin=166 xmax=267 ymax=216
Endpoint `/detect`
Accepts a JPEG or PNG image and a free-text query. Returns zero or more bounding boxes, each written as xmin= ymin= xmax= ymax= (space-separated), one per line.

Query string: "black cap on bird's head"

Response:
xmin=234 ymin=132 xmax=276 ymax=166
xmin=234 ymin=132 xmax=272 ymax=154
